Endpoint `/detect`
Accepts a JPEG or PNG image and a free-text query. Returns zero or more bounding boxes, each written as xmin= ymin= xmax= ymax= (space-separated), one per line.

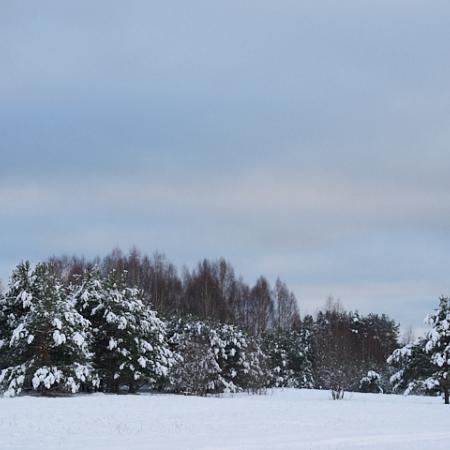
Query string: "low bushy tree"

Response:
xmin=359 ymin=370 xmax=383 ymax=393
xmin=168 ymin=318 xmax=267 ymax=395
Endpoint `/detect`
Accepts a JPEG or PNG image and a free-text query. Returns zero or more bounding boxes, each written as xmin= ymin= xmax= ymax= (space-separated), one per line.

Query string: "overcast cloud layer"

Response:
xmin=1 ymin=1 xmax=450 ymax=331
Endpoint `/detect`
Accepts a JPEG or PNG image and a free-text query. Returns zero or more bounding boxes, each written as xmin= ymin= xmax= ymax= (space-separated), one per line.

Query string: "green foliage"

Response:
xmin=263 ymin=329 xmax=313 ymax=388
xmin=74 ymin=268 xmax=174 ymax=393
xmin=168 ymin=317 xmax=267 ymax=395
xmin=388 ymin=296 xmax=450 ymax=402
xmin=388 ymin=338 xmax=434 ymax=395
xmin=0 ymin=262 xmax=97 ymax=396
xmin=424 ymin=296 xmax=450 ymax=397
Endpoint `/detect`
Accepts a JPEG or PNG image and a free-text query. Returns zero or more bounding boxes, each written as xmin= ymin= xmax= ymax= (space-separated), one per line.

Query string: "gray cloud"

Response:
xmin=1 ymin=0 xmax=450 ymax=330
xmin=2 ymin=170 xmax=450 ymax=230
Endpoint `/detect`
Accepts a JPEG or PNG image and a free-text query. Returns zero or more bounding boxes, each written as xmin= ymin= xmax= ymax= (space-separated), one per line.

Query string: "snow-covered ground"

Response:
xmin=0 ymin=389 xmax=449 ymax=450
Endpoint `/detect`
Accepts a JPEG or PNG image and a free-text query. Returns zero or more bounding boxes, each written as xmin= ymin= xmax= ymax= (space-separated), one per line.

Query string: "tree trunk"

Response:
xmin=444 ymin=387 xmax=449 ymax=405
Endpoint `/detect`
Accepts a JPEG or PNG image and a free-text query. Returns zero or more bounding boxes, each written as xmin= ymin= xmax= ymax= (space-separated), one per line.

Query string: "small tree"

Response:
xmin=359 ymin=370 xmax=383 ymax=393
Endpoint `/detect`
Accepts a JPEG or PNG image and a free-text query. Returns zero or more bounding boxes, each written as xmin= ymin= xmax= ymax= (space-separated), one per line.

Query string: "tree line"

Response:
xmin=49 ymin=248 xmax=301 ymax=334
xmin=0 ymin=260 xmax=310 ymax=396
xmin=2 ymin=247 xmax=438 ymax=400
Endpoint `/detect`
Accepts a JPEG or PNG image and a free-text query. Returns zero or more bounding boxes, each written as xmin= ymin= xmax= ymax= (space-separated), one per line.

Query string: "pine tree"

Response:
xmin=388 ymin=337 xmax=434 ymax=395
xmin=263 ymin=331 xmax=291 ymax=387
xmin=0 ymin=261 xmax=34 ymax=336
xmin=263 ymin=329 xmax=314 ymax=388
xmin=70 ymin=266 xmax=104 ymax=319
xmin=216 ymin=323 xmax=267 ymax=393
xmin=387 ymin=296 xmax=450 ymax=403
xmin=424 ymin=296 xmax=450 ymax=404
xmin=168 ymin=318 xmax=222 ymax=395
xmin=0 ymin=294 xmax=7 ymax=372
xmin=83 ymin=269 xmax=174 ymax=393
xmin=0 ymin=262 xmax=37 ymax=390
xmin=0 ymin=262 xmax=97 ymax=396
xmin=168 ymin=318 xmax=267 ymax=395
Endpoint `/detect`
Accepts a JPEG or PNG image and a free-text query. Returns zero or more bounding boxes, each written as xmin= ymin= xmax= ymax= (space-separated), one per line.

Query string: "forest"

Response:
xmin=0 ymin=249 xmax=448 ymax=402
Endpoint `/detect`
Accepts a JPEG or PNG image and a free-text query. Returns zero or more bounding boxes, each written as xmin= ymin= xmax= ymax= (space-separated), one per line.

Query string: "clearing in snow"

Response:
xmin=0 ymin=389 xmax=449 ymax=450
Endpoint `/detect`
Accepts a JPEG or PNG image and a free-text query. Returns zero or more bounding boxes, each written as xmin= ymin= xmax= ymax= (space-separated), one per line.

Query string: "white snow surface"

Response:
xmin=1 ymin=389 xmax=449 ymax=450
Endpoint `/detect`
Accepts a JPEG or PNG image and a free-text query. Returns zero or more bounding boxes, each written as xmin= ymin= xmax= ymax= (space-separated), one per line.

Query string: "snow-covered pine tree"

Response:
xmin=387 ymin=337 xmax=434 ymax=395
xmin=167 ymin=318 xmax=222 ymax=395
xmin=0 ymin=262 xmax=98 ymax=396
xmin=67 ymin=266 xmax=106 ymax=392
xmin=0 ymin=261 xmax=34 ymax=343
xmin=263 ymin=329 xmax=314 ymax=389
xmin=234 ymin=335 xmax=268 ymax=394
xmin=85 ymin=269 xmax=173 ymax=393
xmin=387 ymin=296 xmax=450 ymax=402
xmin=215 ymin=323 xmax=268 ymax=393
xmin=262 ymin=331 xmax=291 ymax=387
xmin=0 ymin=262 xmax=35 ymax=373
xmin=0 ymin=292 xmax=7 ymax=372
xmin=168 ymin=318 xmax=267 ymax=395
xmin=70 ymin=266 xmax=104 ymax=320
xmin=424 ymin=296 xmax=450 ymax=404
xmin=291 ymin=329 xmax=314 ymax=388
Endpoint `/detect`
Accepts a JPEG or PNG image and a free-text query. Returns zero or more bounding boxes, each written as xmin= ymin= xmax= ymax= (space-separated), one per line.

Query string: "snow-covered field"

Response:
xmin=0 ymin=389 xmax=449 ymax=450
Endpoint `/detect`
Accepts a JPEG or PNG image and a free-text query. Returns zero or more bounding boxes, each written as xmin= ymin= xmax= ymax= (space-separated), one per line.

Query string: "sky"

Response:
xmin=1 ymin=1 xmax=450 ymax=332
